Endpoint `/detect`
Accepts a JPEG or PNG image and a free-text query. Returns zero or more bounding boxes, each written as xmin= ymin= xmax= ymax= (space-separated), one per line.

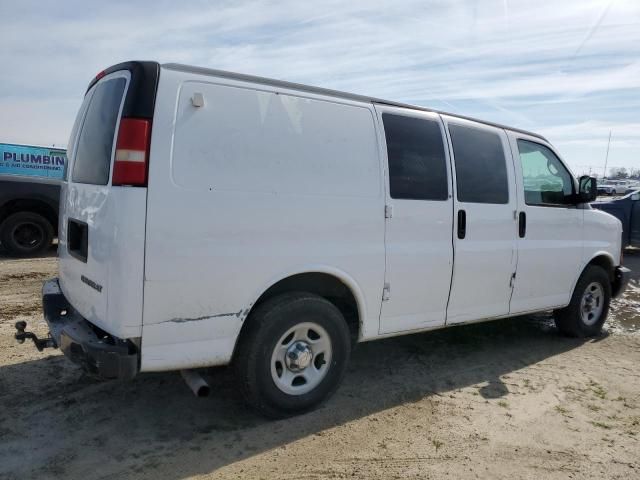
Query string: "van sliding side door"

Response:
xmin=443 ymin=116 xmax=518 ymax=324
xmin=376 ymin=105 xmax=454 ymax=335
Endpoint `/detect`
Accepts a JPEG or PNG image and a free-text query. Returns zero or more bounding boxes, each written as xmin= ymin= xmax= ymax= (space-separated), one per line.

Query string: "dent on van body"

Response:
xmin=161 ymin=310 xmax=248 ymax=323
xmin=59 ymin=184 xmax=147 ymax=340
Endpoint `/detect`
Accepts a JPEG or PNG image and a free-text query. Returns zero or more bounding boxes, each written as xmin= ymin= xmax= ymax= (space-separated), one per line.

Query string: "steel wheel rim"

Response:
xmin=580 ymin=282 xmax=604 ymax=326
xmin=270 ymin=322 xmax=332 ymax=396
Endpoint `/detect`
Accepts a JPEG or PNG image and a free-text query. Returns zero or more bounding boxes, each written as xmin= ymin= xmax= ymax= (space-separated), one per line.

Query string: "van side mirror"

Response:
xmin=578 ymin=175 xmax=597 ymax=203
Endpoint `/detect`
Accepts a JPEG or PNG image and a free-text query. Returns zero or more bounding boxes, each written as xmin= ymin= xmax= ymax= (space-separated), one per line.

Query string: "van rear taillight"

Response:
xmin=112 ymin=118 xmax=150 ymax=186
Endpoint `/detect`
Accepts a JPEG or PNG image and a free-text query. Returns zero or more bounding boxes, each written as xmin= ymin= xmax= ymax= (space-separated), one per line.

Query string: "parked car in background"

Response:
xmin=0 ymin=143 xmax=67 ymax=256
xmin=15 ymin=61 xmax=629 ymax=418
xmin=598 ymin=180 xmax=628 ymax=196
xmin=592 ymin=190 xmax=640 ymax=248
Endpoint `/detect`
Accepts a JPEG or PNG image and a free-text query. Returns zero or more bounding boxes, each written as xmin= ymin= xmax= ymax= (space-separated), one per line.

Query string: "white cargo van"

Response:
xmin=16 ymin=61 xmax=630 ymax=417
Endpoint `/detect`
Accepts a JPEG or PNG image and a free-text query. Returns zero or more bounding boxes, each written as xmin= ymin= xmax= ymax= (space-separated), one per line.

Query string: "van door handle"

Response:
xmin=457 ymin=210 xmax=466 ymax=239
xmin=518 ymin=211 xmax=526 ymax=238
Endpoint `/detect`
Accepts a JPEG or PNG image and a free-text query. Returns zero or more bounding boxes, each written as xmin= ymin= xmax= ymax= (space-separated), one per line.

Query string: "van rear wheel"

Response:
xmin=234 ymin=292 xmax=351 ymax=418
xmin=554 ymin=265 xmax=611 ymax=337
xmin=0 ymin=212 xmax=54 ymax=257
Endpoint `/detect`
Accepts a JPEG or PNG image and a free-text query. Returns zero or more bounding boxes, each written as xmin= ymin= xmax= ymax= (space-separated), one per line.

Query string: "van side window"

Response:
xmin=449 ymin=124 xmax=509 ymax=204
xmin=382 ymin=113 xmax=448 ymax=201
xmin=517 ymin=140 xmax=574 ymax=206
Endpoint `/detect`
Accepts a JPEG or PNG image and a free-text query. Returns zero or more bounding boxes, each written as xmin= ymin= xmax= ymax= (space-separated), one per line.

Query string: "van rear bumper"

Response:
xmin=42 ymin=278 xmax=139 ymax=379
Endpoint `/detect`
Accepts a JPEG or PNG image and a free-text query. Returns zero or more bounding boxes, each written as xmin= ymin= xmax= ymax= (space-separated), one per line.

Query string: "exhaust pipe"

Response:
xmin=180 ymin=369 xmax=211 ymax=397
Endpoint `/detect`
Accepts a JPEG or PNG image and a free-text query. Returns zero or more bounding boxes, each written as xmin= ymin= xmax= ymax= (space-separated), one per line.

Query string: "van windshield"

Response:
xmin=72 ymin=77 xmax=126 ymax=185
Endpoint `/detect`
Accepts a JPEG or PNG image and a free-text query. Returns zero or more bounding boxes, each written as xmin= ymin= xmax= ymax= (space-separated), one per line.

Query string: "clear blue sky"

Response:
xmin=1 ymin=0 xmax=638 ymax=176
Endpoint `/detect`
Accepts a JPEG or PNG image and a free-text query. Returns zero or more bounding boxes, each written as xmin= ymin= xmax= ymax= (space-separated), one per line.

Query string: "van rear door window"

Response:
xmin=449 ymin=124 xmax=509 ymax=204
xmin=72 ymin=77 xmax=126 ymax=185
xmin=382 ymin=113 xmax=448 ymax=201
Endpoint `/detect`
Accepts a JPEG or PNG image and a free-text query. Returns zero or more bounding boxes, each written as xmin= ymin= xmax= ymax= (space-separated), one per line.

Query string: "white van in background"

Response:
xmin=15 ymin=61 xmax=630 ymax=418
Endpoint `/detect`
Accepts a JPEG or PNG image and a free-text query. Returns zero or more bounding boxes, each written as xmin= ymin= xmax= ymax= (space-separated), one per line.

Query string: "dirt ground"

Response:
xmin=1 ymin=248 xmax=639 ymax=480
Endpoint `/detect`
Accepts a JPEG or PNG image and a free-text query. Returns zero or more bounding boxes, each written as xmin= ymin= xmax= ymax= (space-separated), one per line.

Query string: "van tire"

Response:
xmin=234 ymin=292 xmax=351 ymax=418
xmin=554 ymin=265 xmax=611 ymax=338
xmin=0 ymin=212 xmax=54 ymax=257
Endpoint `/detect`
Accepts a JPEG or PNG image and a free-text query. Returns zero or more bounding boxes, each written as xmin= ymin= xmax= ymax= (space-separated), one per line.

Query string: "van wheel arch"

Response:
xmin=585 ymin=254 xmax=615 ymax=282
xmin=556 ymin=254 xmax=616 ymax=337
xmin=233 ymin=291 xmax=352 ymax=417
xmin=233 ymin=272 xmax=361 ymax=358
xmin=555 ymin=264 xmax=611 ymax=337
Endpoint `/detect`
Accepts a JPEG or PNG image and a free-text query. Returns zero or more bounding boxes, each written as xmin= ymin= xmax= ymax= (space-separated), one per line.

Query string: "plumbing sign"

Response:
xmin=0 ymin=143 xmax=67 ymax=179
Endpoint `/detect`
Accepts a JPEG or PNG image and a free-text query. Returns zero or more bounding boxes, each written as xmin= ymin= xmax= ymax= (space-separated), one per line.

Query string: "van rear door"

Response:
xmin=58 ymin=62 xmax=159 ymax=340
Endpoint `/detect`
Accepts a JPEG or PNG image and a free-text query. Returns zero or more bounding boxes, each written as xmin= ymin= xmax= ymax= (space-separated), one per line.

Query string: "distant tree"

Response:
xmin=609 ymin=167 xmax=628 ymax=179
xmin=630 ymin=168 xmax=640 ymax=179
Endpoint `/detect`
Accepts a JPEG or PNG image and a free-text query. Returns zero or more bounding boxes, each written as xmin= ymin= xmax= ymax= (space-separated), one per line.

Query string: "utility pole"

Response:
xmin=603 ymin=131 xmax=612 ymax=179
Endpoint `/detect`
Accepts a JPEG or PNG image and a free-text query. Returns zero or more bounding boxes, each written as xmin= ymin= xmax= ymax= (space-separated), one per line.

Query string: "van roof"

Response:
xmin=163 ymin=62 xmax=547 ymax=142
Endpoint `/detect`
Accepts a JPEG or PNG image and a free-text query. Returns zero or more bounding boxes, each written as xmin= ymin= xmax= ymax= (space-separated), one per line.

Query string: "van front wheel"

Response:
xmin=234 ymin=292 xmax=351 ymax=418
xmin=554 ymin=265 xmax=611 ymax=337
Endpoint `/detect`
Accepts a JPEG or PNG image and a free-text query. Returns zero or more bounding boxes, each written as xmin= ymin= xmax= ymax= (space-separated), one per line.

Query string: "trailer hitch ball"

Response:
xmin=14 ymin=321 xmax=27 ymax=344
xmin=14 ymin=321 xmax=56 ymax=351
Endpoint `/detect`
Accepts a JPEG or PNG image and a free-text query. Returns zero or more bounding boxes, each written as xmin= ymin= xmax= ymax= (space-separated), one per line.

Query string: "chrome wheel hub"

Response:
xmin=285 ymin=341 xmax=313 ymax=372
xmin=270 ymin=322 xmax=332 ymax=396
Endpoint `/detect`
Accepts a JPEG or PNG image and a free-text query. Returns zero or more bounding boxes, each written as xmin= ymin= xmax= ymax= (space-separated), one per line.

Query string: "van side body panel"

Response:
xmin=140 ymin=68 xmax=386 ymax=371
xmin=564 ymin=209 xmax=621 ymax=306
xmin=582 ymin=208 xmax=622 ymax=268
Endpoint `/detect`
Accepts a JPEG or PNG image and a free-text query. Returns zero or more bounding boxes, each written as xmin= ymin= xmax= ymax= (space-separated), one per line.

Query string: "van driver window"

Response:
xmin=517 ymin=140 xmax=574 ymax=206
